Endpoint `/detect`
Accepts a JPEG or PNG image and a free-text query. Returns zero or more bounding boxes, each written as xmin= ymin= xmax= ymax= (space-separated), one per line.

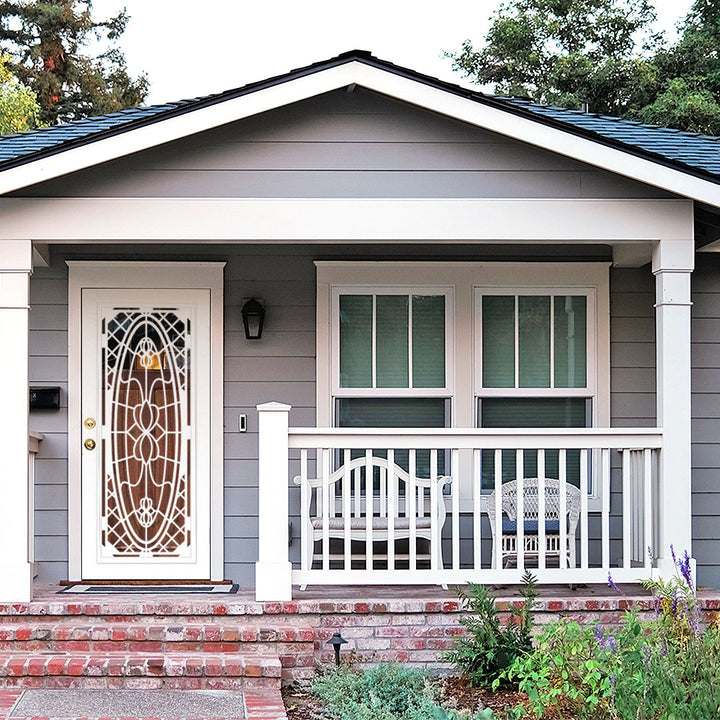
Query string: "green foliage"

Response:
xmin=445 ymin=572 xmax=538 ymax=688
xmin=0 ymin=0 xmax=148 ymax=124
xmin=502 ymin=554 xmax=720 ymax=719
xmin=447 ymin=0 xmax=720 ymax=133
xmin=0 ymin=51 xmax=40 ymax=132
xmin=311 ymin=663 xmax=495 ymax=720
xmin=446 ymin=0 xmax=660 ymax=116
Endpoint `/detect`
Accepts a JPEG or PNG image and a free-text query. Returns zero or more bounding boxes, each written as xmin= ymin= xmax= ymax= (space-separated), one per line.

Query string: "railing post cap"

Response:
xmin=256 ymin=401 xmax=292 ymax=412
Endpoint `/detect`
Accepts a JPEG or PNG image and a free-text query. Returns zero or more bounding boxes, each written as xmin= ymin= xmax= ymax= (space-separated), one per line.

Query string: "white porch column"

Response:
xmin=653 ymin=238 xmax=694 ymax=576
xmin=0 ymin=240 xmax=33 ymax=602
xmin=255 ymin=402 xmax=293 ymax=601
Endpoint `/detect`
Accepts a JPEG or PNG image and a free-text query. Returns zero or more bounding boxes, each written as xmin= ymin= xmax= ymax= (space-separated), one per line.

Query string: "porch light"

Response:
xmin=241 ymin=298 xmax=265 ymax=340
xmin=326 ymin=632 xmax=348 ymax=666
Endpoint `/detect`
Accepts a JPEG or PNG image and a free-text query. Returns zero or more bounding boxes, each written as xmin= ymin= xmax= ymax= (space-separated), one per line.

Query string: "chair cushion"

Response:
xmin=502 ymin=519 xmax=562 ymax=534
xmin=311 ymin=517 xmax=432 ymax=531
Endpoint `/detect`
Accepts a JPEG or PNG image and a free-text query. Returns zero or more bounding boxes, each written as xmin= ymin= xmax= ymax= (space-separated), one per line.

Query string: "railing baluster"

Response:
xmin=365 ymin=449 xmax=373 ymax=571
xmin=517 ymin=450 xmax=524 ymax=572
xmin=451 ymin=448 xmax=459 ymax=571
xmin=300 ymin=448 xmax=309 ymax=572
xmin=538 ymin=450 xmax=546 ymax=571
xmin=580 ymin=448 xmax=589 ymax=569
xmin=343 ymin=448 xmax=351 ymax=571
xmin=602 ymin=447 xmax=610 ymax=571
xmin=473 ymin=449 xmax=482 ymax=571
xmin=409 ymin=449 xmax=417 ymax=572
xmin=559 ymin=448 xmax=567 ymax=570
xmin=380 ymin=462 xmax=387 ymax=518
xmin=644 ymin=448 xmax=653 ymax=570
xmin=354 ymin=465 xmax=360 ymax=518
xmin=430 ymin=449 xmax=439 ymax=571
xmin=494 ymin=448 xmax=502 ymax=570
xmin=622 ymin=449 xmax=631 ymax=570
xmin=321 ymin=448 xmax=330 ymax=572
xmin=388 ymin=449 xmax=396 ymax=572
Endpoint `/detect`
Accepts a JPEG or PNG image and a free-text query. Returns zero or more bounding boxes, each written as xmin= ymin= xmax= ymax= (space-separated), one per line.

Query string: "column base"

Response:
xmin=255 ymin=561 xmax=293 ymax=601
xmin=0 ymin=562 xmax=33 ymax=602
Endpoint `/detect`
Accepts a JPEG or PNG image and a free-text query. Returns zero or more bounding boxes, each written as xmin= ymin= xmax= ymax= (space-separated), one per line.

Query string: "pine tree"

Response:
xmin=0 ymin=0 xmax=148 ymax=125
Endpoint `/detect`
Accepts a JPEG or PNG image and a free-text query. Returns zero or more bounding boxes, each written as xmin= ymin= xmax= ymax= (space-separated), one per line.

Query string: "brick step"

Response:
xmin=0 ymin=652 xmax=282 ymax=690
xmin=0 ymin=623 xmax=315 ymax=681
xmin=0 ymin=621 xmax=314 ymax=646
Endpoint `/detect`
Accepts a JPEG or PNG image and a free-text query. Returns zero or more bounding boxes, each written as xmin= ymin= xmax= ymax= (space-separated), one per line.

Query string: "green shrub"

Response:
xmin=502 ymin=549 xmax=720 ymax=719
xmin=445 ymin=572 xmax=538 ymax=688
xmin=311 ymin=663 xmax=496 ymax=720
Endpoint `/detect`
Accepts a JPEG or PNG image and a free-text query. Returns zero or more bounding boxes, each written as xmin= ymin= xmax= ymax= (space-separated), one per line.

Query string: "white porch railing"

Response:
xmin=28 ymin=432 xmax=43 ymax=574
xmin=254 ymin=404 xmax=664 ymax=598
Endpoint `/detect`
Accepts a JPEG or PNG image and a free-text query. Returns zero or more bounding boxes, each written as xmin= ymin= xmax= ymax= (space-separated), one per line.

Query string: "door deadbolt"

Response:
xmin=84 ymin=438 xmax=96 ymax=450
xmin=84 ymin=417 xmax=96 ymax=429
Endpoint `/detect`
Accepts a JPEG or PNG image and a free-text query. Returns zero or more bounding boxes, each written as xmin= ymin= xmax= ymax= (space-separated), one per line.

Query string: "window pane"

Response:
xmin=479 ymin=398 xmax=588 ymax=489
xmin=519 ymin=296 xmax=550 ymax=387
xmin=554 ymin=295 xmax=587 ymax=388
xmin=376 ymin=295 xmax=409 ymax=388
xmin=482 ymin=296 xmax=515 ymax=388
xmin=412 ymin=295 xmax=445 ymax=388
xmin=339 ymin=295 xmax=372 ymax=387
xmin=337 ymin=398 xmax=447 ymax=477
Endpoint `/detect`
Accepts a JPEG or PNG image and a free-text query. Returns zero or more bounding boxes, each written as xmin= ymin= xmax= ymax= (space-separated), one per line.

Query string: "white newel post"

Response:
xmin=255 ymin=402 xmax=293 ymax=601
xmin=0 ymin=240 xmax=33 ymax=602
xmin=653 ymin=238 xmax=694 ymax=577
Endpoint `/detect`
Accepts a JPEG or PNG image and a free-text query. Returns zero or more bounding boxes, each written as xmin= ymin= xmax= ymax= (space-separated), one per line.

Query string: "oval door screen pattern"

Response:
xmin=102 ymin=309 xmax=191 ymax=558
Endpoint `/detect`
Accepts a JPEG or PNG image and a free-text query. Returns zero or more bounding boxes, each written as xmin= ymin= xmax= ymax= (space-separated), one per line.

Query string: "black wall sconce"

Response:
xmin=241 ymin=298 xmax=265 ymax=340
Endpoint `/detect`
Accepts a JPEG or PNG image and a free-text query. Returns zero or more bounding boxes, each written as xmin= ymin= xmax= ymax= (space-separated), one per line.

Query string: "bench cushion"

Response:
xmin=502 ymin=519 xmax=562 ymax=534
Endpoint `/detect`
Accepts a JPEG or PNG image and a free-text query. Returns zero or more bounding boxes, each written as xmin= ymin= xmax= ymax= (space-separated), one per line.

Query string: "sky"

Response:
xmin=91 ymin=0 xmax=696 ymax=105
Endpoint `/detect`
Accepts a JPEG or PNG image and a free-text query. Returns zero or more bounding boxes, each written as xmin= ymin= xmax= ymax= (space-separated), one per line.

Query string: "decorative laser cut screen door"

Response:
xmin=81 ymin=289 xmax=211 ymax=580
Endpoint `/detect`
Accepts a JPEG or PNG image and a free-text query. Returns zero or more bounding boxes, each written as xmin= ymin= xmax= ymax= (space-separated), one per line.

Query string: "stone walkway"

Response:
xmin=0 ymin=689 xmax=287 ymax=720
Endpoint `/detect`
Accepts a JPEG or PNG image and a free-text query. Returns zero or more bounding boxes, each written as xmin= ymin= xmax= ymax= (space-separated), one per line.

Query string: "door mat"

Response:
xmin=10 ymin=689 xmax=246 ymax=718
xmin=58 ymin=583 xmax=239 ymax=594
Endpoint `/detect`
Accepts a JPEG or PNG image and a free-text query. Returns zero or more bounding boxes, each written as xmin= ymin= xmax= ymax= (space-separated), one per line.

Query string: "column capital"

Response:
xmin=0 ymin=240 xmax=32 ymax=273
xmin=652 ymin=238 xmax=694 ymax=275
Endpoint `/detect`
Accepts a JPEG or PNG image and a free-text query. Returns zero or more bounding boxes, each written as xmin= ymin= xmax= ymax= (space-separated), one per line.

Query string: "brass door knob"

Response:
xmin=84 ymin=418 xmax=96 ymax=429
xmin=84 ymin=439 xmax=96 ymax=450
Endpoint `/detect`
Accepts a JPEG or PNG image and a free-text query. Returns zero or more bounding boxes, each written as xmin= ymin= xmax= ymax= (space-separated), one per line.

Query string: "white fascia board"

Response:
xmin=0 ymin=197 xmax=693 ymax=242
xmin=0 ymin=63 xmax=362 ymax=196
xmin=349 ymin=65 xmax=720 ymax=208
xmin=1 ymin=60 xmax=718 ymax=207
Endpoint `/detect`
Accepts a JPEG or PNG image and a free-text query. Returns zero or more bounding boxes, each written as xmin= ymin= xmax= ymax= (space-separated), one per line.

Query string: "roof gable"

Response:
xmin=10 ymin=87 xmax=669 ymax=203
xmin=1 ymin=51 xmax=719 ymax=207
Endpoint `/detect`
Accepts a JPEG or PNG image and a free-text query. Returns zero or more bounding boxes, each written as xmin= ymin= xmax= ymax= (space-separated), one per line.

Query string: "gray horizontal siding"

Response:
xmin=692 ymin=255 xmax=720 ymax=587
xmin=14 ymin=88 xmax=670 ymax=201
xmin=29 ymin=248 xmax=662 ymax=588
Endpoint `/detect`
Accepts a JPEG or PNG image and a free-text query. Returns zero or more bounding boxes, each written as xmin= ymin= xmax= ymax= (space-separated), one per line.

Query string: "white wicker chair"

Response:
xmin=486 ymin=478 xmax=580 ymax=569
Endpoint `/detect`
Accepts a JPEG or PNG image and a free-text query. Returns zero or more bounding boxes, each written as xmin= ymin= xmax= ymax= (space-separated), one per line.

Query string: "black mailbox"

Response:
xmin=29 ymin=387 xmax=61 ymax=410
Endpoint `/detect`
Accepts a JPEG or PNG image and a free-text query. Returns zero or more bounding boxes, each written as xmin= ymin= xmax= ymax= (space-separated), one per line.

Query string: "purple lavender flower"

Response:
xmin=678 ymin=550 xmax=693 ymax=589
xmin=608 ymin=572 xmax=625 ymax=596
xmin=671 ymin=592 xmax=679 ymax=614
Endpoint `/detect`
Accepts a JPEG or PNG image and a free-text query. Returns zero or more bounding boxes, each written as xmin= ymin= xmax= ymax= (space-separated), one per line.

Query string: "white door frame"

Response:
xmin=68 ymin=262 xmax=225 ymax=581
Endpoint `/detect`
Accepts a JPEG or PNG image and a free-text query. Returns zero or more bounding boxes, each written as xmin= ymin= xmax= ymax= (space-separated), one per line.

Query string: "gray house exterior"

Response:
xmin=1 ymin=51 xmax=719 ymax=601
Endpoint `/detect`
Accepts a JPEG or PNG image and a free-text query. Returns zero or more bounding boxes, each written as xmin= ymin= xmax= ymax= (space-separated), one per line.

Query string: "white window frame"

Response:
xmin=331 ymin=285 xmax=455 ymax=399
xmin=474 ymin=286 xmax=597 ymax=399
xmin=316 ymin=261 xmax=610 ymax=508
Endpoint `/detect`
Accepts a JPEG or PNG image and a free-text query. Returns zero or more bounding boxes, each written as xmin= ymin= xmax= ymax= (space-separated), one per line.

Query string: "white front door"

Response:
xmin=80 ymin=288 xmax=211 ymax=580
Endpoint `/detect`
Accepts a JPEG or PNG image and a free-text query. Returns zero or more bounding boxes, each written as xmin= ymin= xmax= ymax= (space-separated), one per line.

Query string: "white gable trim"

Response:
xmin=0 ymin=60 xmax=719 ymax=207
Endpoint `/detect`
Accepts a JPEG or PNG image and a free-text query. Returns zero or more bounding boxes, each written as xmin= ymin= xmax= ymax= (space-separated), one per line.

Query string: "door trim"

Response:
xmin=68 ymin=262 xmax=225 ymax=581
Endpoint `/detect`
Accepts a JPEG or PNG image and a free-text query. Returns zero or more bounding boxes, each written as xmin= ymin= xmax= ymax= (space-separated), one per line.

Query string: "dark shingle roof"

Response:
xmin=1 ymin=50 xmax=719 ymax=188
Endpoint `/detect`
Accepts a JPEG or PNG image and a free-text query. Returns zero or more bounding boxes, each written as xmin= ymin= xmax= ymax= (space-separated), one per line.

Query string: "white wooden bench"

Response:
xmin=293 ymin=455 xmax=452 ymax=577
